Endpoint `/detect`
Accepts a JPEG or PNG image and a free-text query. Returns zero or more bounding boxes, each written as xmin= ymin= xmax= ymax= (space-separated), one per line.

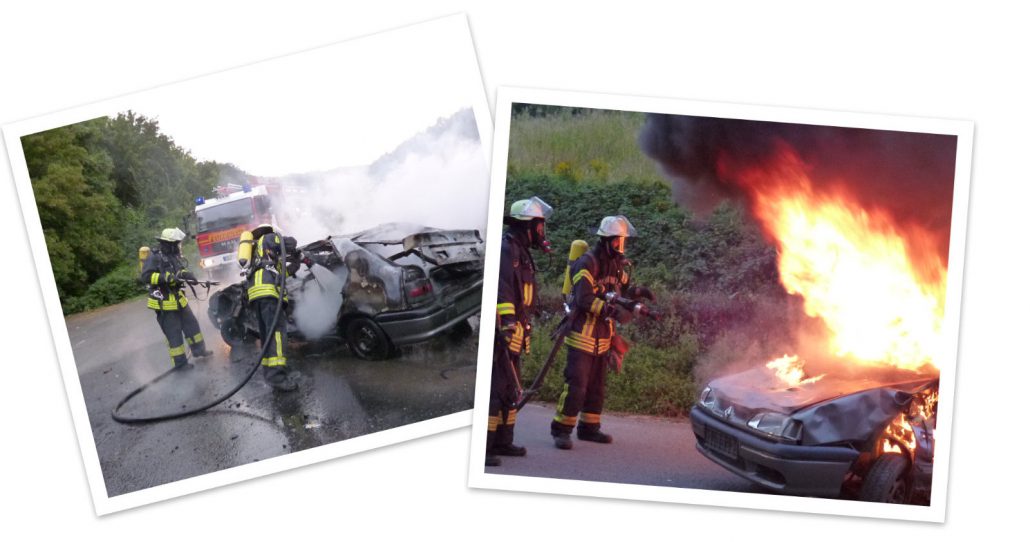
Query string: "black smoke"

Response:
xmin=639 ymin=114 xmax=958 ymax=260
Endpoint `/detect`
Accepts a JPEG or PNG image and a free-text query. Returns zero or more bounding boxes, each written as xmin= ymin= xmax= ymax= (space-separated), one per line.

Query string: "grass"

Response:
xmin=507 ymin=109 xmax=668 ymax=185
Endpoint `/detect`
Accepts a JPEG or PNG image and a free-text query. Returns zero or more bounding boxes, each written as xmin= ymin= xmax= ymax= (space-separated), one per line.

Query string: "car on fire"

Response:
xmin=689 ymin=361 xmax=938 ymax=504
xmin=208 ymin=223 xmax=484 ymax=359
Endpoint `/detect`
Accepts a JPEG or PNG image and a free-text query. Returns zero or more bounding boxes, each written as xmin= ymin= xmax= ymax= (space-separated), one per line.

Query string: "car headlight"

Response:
xmin=699 ymin=386 xmax=716 ymax=410
xmin=747 ymin=411 xmax=803 ymax=442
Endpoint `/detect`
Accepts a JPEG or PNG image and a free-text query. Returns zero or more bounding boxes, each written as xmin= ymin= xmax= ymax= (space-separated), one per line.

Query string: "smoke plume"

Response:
xmin=283 ymin=108 xmax=488 ymax=243
xmin=639 ymin=115 xmax=958 ymax=261
xmin=279 ymin=108 xmax=488 ymax=339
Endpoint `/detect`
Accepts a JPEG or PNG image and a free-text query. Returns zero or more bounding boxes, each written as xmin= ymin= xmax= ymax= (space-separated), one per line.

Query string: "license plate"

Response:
xmin=705 ymin=426 xmax=739 ymax=459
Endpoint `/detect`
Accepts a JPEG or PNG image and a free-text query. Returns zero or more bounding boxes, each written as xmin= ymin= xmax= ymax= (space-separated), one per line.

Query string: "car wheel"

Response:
xmin=345 ymin=317 xmax=393 ymax=360
xmin=859 ymin=452 xmax=911 ymax=503
xmin=220 ymin=319 xmax=248 ymax=345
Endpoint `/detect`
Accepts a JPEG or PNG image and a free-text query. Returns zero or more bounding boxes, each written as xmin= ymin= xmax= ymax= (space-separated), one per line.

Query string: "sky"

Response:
xmin=120 ymin=18 xmax=485 ymax=176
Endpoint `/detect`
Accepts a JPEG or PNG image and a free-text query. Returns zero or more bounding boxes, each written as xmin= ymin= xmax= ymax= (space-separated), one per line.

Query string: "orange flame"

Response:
xmin=766 ymin=354 xmax=824 ymax=387
xmin=724 ymin=144 xmax=946 ymax=372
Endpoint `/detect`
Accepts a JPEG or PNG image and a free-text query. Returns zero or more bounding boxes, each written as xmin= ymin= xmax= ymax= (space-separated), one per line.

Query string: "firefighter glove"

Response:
xmin=177 ymin=270 xmax=197 ymax=284
xmin=627 ymin=286 xmax=655 ymax=302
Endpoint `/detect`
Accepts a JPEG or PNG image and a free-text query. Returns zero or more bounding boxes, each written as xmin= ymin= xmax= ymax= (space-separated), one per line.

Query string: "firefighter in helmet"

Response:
xmin=488 ymin=196 xmax=553 ymax=466
xmin=551 ymin=215 xmax=654 ymax=449
xmin=245 ymin=224 xmax=306 ymax=392
xmin=141 ymin=227 xmax=213 ymax=370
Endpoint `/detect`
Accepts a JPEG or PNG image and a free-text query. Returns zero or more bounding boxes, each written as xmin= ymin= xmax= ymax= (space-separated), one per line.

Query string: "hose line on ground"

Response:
xmin=112 ymin=234 xmax=288 ymax=424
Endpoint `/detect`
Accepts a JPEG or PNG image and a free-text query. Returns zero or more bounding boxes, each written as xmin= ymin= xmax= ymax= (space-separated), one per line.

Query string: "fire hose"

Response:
xmin=516 ymin=294 xmax=660 ymax=411
xmin=111 ymin=234 xmax=289 ymax=424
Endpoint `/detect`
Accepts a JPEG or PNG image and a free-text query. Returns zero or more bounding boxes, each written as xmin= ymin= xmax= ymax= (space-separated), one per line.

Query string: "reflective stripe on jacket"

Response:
xmin=496 ymin=230 xmax=536 ymax=355
xmin=565 ymin=246 xmax=629 ymax=354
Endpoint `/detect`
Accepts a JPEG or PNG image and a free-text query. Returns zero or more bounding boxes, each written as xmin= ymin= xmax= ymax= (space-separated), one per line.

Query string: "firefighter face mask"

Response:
xmin=608 ymin=236 xmax=626 ymax=255
xmin=532 ymin=219 xmax=552 ymax=253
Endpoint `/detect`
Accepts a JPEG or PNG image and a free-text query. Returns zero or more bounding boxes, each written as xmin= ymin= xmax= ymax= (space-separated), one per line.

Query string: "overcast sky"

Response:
xmin=118 ymin=17 xmax=485 ymax=176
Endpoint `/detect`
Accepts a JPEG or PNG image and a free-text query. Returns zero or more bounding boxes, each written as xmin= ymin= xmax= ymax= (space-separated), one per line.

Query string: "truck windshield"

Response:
xmin=197 ymin=199 xmax=254 ymax=233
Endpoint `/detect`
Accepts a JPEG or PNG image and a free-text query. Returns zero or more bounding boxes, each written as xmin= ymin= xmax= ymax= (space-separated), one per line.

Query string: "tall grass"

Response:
xmin=507 ymin=109 xmax=667 ymax=184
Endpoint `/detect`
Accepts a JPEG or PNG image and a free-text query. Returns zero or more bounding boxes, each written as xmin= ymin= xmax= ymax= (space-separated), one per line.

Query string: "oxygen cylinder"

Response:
xmin=561 ymin=239 xmax=590 ymax=295
xmin=137 ymin=246 xmax=151 ymax=274
xmin=237 ymin=230 xmax=254 ymax=268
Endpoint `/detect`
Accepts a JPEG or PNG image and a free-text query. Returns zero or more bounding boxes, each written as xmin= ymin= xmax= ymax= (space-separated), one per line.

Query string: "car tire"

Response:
xmin=859 ymin=452 xmax=911 ymax=503
xmin=220 ymin=319 xmax=247 ymax=345
xmin=345 ymin=317 xmax=394 ymax=360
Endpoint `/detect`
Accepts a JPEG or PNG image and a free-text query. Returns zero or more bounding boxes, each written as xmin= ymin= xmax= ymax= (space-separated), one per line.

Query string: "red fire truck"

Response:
xmin=193 ymin=184 xmax=279 ymax=280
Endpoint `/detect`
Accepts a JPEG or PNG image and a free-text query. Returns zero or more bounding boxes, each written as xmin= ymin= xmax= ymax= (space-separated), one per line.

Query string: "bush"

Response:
xmin=63 ymin=263 xmax=145 ymax=314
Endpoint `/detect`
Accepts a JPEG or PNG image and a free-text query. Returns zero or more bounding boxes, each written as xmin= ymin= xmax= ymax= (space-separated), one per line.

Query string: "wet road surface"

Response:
xmin=67 ymin=294 xmax=476 ymax=497
xmin=484 ymin=403 xmax=762 ymax=493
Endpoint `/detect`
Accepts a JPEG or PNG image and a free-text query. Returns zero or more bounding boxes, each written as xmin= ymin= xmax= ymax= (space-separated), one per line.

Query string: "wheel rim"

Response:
xmin=354 ymin=323 xmax=379 ymax=355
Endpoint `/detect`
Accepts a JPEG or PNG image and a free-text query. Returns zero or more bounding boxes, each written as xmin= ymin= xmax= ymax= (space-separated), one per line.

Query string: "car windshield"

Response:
xmin=197 ymin=199 xmax=253 ymax=233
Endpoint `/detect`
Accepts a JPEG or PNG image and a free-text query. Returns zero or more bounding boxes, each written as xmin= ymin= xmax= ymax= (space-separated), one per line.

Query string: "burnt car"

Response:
xmin=208 ymin=223 xmax=484 ymax=359
xmin=689 ymin=362 xmax=938 ymax=504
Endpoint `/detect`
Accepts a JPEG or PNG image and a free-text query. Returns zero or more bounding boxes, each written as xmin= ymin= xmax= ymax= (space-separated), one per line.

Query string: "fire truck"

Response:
xmin=193 ymin=183 xmax=279 ymax=280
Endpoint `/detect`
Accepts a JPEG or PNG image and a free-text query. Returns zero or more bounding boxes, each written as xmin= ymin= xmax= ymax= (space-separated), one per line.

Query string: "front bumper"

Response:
xmin=375 ymin=281 xmax=482 ymax=346
xmin=690 ymin=406 xmax=859 ymax=498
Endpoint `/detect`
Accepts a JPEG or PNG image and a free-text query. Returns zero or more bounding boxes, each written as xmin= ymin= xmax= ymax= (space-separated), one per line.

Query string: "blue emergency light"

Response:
xmin=195 ymin=196 xmax=205 ymax=205
xmin=243 ymin=183 xmax=252 ymax=193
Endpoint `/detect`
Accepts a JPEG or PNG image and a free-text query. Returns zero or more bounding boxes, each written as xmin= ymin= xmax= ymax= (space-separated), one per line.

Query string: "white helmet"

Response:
xmin=595 ymin=215 xmax=637 ymax=237
xmin=157 ymin=227 xmax=186 ymax=242
xmin=509 ymin=196 xmax=554 ymax=221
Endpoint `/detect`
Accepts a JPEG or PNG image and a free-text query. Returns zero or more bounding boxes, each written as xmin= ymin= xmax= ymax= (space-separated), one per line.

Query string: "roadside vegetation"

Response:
xmin=506 ymin=107 xmax=793 ymax=416
xmin=22 ymin=113 xmax=244 ymax=314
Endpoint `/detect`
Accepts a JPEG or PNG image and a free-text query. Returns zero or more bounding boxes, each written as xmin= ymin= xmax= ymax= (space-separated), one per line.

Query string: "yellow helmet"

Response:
xmin=157 ymin=227 xmax=186 ymax=242
xmin=508 ymin=196 xmax=554 ymax=221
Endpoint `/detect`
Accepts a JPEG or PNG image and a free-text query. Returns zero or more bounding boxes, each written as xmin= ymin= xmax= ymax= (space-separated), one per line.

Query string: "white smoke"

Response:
xmin=283 ymin=108 xmax=488 ymax=242
xmin=280 ymin=108 xmax=488 ymax=339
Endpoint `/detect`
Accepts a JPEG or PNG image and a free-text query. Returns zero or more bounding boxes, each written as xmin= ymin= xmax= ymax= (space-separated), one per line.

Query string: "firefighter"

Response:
xmin=488 ymin=196 xmax=553 ymax=466
xmin=550 ymin=215 xmax=654 ymax=450
xmin=245 ymin=225 xmax=305 ymax=392
xmin=141 ymin=227 xmax=213 ymax=370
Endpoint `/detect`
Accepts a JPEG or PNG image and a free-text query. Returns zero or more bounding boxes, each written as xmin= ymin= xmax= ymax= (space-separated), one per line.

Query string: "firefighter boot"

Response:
xmin=264 ymin=366 xmax=298 ymax=392
xmin=577 ymin=423 xmax=614 ymax=444
xmin=485 ymin=430 xmax=501 ymax=467
xmin=493 ymin=424 xmax=527 ymax=457
xmin=550 ymin=419 xmax=574 ymax=450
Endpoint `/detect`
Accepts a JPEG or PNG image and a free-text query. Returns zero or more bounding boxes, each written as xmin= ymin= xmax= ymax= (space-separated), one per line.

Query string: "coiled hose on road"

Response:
xmin=112 ymin=235 xmax=288 ymax=424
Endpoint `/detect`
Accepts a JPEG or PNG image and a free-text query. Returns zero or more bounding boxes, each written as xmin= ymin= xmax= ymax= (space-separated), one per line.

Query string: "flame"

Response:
xmin=881 ymin=388 xmax=937 ymax=454
xmin=721 ymin=144 xmax=946 ymax=372
xmin=766 ymin=354 xmax=824 ymax=387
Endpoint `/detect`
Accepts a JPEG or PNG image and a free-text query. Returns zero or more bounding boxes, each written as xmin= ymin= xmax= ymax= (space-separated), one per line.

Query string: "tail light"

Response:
xmin=403 ymin=266 xmax=434 ymax=305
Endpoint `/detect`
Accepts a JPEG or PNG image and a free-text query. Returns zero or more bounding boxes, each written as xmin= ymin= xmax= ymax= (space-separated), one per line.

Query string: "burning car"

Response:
xmin=208 ymin=223 xmax=484 ymax=359
xmin=690 ymin=356 xmax=938 ymax=504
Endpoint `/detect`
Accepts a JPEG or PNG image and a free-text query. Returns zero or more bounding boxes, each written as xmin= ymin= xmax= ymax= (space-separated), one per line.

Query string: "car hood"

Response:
xmin=705 ymin=364 xmax=938 ymax=445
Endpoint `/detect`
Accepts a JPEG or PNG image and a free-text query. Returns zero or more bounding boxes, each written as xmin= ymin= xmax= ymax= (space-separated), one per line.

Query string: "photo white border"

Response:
xmin=467 ymin=87 xmax=973 ymax=523
xmin=3 ymin=13 xmax=493 ymax=516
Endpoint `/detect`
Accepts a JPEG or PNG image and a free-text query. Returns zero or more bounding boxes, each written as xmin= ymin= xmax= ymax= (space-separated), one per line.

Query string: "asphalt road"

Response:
xmin=66 ymin=293 xmax=477 ymax=497
xmin=485 ymin=403 xmax=761 ymax=494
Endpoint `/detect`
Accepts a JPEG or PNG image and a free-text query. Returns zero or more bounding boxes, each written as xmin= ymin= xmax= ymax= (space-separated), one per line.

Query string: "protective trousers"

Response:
xmin=253 ymin=297 xmax=288 ymax=378
xmin=488 ymin=336 xmax=521 ymax=450
xmin=551 ymin=348 xmax=607 ymax=437
xmin=155 ymin=307 xmax=207 ymax=368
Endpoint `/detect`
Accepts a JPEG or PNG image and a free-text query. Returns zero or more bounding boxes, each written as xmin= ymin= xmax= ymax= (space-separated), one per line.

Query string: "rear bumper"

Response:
xmin=375 ymin=281 xmax=482 ymax=346
xmin=690 ymin=406 xmax=858 ymax=498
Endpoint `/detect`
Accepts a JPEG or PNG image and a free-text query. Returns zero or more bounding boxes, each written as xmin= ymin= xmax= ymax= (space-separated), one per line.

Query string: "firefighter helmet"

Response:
xmin=595 ymin=215 xmax=637 ymax=238
xmin=157 ymin=227 xmax=187 ymax=243
xmin=508 ymin=196 xmax=554 ymax=221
